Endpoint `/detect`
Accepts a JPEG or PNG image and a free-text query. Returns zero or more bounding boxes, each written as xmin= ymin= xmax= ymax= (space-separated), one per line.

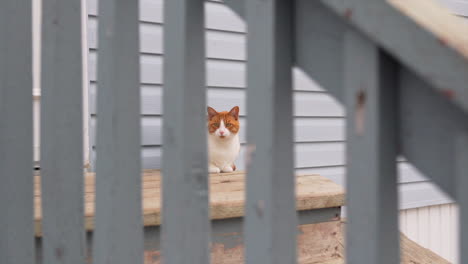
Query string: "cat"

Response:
xmin=207 ymin=106 xmax=241 ymax=173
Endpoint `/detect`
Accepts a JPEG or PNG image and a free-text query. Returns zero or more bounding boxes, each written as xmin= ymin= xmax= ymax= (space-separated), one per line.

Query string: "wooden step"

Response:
xmin=33 ymin=170 xmax=448 ymax=263
xmin=33 ymin=170 xmax=345 ymax=236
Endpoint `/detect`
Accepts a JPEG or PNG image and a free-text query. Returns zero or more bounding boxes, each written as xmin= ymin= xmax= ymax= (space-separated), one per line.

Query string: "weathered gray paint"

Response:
xmin=0 ymin=1 xmax=34 ymax=263
xmin=344 ymin=28 xmax=400 ymax=264
xmin=161 ymin=1 xmax=210 ymax=263
xmin=40 ymin=1 xmax=85 ymax=263
xmin=93 ymin=0 xmax=143 ymax=263
xmin=244 ymin=0 xmax=297 ymax=263
xmin=34 ymin=207 xmax=340 ymax=263
xmin=321 ymin=0 xmax=468 ymax=114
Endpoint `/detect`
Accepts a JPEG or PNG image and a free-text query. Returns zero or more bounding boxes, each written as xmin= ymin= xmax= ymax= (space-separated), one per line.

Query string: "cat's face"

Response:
xmin=207 ymin=106 xmax=240 ymax=139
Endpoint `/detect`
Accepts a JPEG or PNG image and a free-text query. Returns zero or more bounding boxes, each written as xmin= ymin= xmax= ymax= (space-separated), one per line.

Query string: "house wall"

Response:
xmin=86 ymin=0 xmax=454 ymax=210
xmin=400 ymin=203 xmax=459 ymax=263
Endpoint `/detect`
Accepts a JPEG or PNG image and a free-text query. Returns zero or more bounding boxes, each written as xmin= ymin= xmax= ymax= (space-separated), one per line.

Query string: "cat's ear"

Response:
xmin=207 ymin=106 xmax=218 ymax=120
xmin=229 ymin=106 xmax=240 ymax=120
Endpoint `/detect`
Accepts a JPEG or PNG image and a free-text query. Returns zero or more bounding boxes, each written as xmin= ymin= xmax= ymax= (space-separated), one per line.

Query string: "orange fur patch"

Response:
xmin=207 ymin=106 xmax=240 ymax=135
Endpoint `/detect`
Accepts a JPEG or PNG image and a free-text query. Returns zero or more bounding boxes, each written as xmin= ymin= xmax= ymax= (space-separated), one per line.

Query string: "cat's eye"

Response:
xmin=226 ymin=123 xmax=232 ymax=127
xmin=213 ymin=123 xmax=220 ymax=127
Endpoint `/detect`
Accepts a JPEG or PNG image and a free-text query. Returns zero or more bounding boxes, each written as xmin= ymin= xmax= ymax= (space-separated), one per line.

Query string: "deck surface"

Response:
xmin=33 ymin=170 xmax=448 ymax=264
xmin=34 ymin=170 xmax=344 ymax=236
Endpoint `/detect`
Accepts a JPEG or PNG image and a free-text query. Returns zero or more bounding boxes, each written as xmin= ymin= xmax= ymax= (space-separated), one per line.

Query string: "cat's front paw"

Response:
xmin=209 ymin=165 xmax=221 ymax=174
xmin=221 ymin=166 xmax=234 ymax=173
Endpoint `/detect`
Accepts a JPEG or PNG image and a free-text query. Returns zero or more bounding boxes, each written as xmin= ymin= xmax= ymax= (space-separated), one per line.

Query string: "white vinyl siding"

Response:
xmin=400 ymin=203 xmax=459 ymax=263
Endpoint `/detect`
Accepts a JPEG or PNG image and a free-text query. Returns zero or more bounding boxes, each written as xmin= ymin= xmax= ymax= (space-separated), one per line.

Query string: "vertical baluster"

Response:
xmin=344 ymin=28 xmax=400 ymax=264
xmin=162 ymin=0 xmax=210 ymax=263
xmin=0 ymin=1 xmax=34 ymax=263
xmin=456 ymin=134 xmax=468 ymax=264
xmin=93 ymin=0 xmax=143 ymax=263
xmin=244 ymin=0 xmax=296 ymax=263
xmin=40 ymin=0 xmax=85 ymax=263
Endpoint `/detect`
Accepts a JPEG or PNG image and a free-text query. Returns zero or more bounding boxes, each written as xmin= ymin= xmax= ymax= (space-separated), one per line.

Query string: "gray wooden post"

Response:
xmin=244 ymin=0 xmax=297 ymax=263
xmin=93 ymin=0 xmax=143 ymax=263
xmin=162 ymin=0 xmax=210 ymax=263
xmin=40 ymin=0 xmax=85 ymax=262
xmin=456 ymin=133 xmax=468 ymax=263
xmin=344 ymin=28 xmax=400 ymax=264
xmin=0 ymin=1 xmax=34 ymax=263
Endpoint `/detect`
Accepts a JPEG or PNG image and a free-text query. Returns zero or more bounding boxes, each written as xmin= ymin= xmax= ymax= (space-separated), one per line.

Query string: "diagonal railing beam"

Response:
xmin=321 ymin=0 xmax=468 ymax=115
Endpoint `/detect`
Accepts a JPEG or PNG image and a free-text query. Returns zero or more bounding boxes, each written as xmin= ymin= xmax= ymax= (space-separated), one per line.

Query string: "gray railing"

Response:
xmin=1 ymin=0 xmax=466 ymax=264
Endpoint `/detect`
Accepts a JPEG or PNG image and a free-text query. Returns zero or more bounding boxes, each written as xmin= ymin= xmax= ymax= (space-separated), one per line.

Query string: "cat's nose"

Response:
xmin=220 ymin=131 xmax=225 ymax=135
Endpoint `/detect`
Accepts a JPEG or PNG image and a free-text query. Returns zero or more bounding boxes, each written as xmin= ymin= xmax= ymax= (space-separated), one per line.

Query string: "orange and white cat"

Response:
xmin=207 ymin=106 xmax=241 ymax=173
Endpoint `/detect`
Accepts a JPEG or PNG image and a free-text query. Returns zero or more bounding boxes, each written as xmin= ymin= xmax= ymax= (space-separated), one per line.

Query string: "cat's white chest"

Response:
xmin=208 ymin=134 xmax=240 ymax=170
